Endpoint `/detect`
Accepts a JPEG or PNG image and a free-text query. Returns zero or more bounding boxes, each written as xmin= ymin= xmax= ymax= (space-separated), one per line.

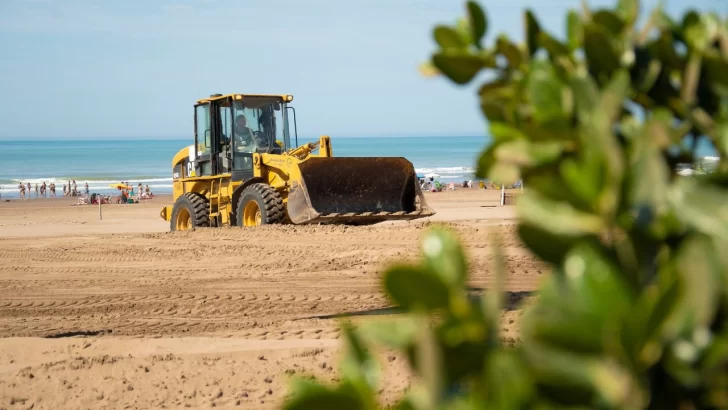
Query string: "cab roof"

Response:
xmin=196 ymin=93 xmax=293 ymax=104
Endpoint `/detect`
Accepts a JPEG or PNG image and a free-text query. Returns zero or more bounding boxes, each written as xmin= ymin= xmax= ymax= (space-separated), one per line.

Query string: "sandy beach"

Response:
xmin=0 ymin=189 xmax=541 ymax=409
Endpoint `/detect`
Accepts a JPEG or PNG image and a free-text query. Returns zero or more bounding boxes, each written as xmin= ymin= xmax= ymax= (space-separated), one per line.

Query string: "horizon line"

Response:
xmin=0 ymin=134 xmax=489 ymax=142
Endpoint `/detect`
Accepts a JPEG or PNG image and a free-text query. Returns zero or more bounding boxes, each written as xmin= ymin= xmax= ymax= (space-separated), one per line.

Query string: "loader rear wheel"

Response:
xmin=170 ymin=192 xmax=210 ymax=231
xmin=236 ymin=184 xmax=284 ymax=227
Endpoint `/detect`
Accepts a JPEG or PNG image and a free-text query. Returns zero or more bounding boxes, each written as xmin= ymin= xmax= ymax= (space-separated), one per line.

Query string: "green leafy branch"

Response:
xmin=283 ymin=1 xmax=728 ymax=409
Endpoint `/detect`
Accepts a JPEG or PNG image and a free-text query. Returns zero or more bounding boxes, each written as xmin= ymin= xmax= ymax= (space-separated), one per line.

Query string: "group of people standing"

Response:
xmin=1 ymin=180 xmax=154 ymax=201
xmin=11 ymin=180 xmax=88 ymax=200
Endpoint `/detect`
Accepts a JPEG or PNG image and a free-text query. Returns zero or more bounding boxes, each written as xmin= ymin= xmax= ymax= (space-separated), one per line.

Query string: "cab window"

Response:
xmin=195 ymin=104 xmax=210 ymax=157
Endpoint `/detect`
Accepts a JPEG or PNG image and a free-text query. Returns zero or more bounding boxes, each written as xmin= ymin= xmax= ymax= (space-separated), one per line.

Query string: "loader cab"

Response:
xmin=192 ymin=94 xmax=294 ymax=180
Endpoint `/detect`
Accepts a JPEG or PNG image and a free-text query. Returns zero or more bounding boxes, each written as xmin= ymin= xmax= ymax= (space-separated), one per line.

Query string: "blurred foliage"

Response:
xmin=284 ymin=1 xmax=728 ymax=409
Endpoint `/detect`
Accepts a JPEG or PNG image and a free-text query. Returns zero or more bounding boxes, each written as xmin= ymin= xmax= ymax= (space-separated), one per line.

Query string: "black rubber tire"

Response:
xmin=170 ymin=192 xmax=210 ymax=231
xmin=236 ymin=183 xmax=285 ymax=227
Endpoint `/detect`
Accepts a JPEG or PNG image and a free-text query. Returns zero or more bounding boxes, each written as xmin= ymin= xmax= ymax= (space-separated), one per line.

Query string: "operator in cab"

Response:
xmin=234 ymin=115 xmax=254 ymax=150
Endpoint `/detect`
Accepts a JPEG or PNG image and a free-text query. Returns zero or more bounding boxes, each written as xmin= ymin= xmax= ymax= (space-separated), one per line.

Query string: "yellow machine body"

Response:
xmin=160 ymin=94 xmax=434 ymax=230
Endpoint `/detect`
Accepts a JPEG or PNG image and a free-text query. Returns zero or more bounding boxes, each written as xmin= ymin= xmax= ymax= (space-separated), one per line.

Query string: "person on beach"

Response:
xmin=50 ymin=183 xmax=56 ymax=197
xmin=27 ymin=183 xmax=31 ymax=195
xmin=85 ymin=182 xmax=89 ymax=195
xmin=138 ymin=182 xmax=142 ymax=195
xmin=72 ymin=180 xmax=77 ymax=196
xmin=145 ymin=185 xmax=150 ymax=195
xmin=18 ymin=183 xmax=25 ymax=200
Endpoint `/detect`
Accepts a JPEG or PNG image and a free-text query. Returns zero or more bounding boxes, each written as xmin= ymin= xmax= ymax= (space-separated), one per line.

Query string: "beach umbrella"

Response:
xmin=109 ymin=183 xmax=132 ymax=189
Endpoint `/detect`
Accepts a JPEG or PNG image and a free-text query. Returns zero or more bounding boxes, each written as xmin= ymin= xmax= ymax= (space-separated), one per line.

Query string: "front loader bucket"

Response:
xmin=286 ymin=157 xmax=434 ymax=225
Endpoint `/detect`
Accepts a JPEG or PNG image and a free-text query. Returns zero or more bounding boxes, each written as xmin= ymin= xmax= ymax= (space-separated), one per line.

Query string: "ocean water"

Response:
xmin=0 ymin=136 xmax=489 ymax=199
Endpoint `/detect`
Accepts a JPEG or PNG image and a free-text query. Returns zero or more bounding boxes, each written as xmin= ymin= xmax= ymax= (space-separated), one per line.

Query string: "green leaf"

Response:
xmin=617 ymin=0 xmax=640 ymax=25
xmin=566 ymin=10 xmax=583 ymax=51
xmin=600 ymin=69 xmax=630 ymax=122
xmin=494 ymin=139 xmax=566 ymax=168
xmin=358 ymin=318 xmax=418 ymax=349
xmin=340 ymin=323 xmax=380 ymax=393
xmin=714 ymin=121 xmax=728 ymax=156
xmin=669 ymin=178 xmax=728 ymax=240
xmin=412 ymin=315 xmax=443 ymax=406
xmin=524 ymin=10 xmax=542 ymax=57
xmin=521 ymin=342 xmax=635 ymax=407
xmin=592 ymin=10 xmax=627 ymax=36
xmin=637 ymin=60 xmax=662 ymax=92
xmin=571 ymin=71 xmax=625 ymax=218
xmin=538 ymin=31 xmax=571 ymax=61
xmin=528 ymin=61 xmax=568 ymax=123
xmin=421 ymin=227 xmax=468 ymax=289
xmin=283 ymin=379 xmax=366 ymax=410
xmin=433 ymin=25 xmax=467 ymax=49
xmin=488 ymin=161 xmax=521 ymax=185
xmin=383 ymin=265 xmax=450 ymax=311
xmin=702 ymin=334 xmax=728 ymax=373
xmin=476 ymin=143 xmax=498 ymax=179
xmin=524 ymin=243 xmax=633 ymax=354
xmin=516 ymin=190 xmax=605 ymax=237
xmin=431 ymin=52 xmax=485 ymax=85
xmin=466 ymin=1 xmax=488 ymax=48
xmin=496 ymin=34 xmax=523 ymax=68
xmin=703 ymin=51 xmax=728 ymax=90
xmin=455 ymin=17 xmax=474 ymax=46
xmin=489 ymin=122 xmax=527 ymax=143
xmin=391 ymin=397 xmax=417 ymax=410
xmin=436 ymin=319 xmax=492 ymax=384
xmin=654 ymin=31 xmax=684 ymax=72
xmin=583 ymin=23 xmax=621 ymax=75
xmin=570 ymin=70 xmax=600 ymax=115
xmin=482 ymin=350 xmax=534 ymax=408
xmin=559 ymin=158 xmax=603 ymax=210
xmin=622 ymin=272 xmax=683 ymax=369
xmin=517 ymin=223 xmax=580 ymax=266
xmin=674 ymin=235 xmax=722 ymax=330
xmin=683 ymin=11 xmax=712 ymax=52
xmin=626 ymin=119 xmax=670 ymax=222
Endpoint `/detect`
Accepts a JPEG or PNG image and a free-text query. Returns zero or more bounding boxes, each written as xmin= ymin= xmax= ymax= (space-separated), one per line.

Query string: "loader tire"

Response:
xmin=236 ymin=183 xmax=285 ymax=227
xmin=170 ymin=192 xmax=210 ymax=231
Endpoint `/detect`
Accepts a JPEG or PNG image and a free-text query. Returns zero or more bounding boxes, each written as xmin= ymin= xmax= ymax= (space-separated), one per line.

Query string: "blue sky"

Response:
xmin=0 ymin=0 xmax=724 ymax=140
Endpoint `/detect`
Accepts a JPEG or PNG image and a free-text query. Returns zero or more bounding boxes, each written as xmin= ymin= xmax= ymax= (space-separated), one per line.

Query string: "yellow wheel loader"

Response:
xmin=160 ymin=93 xmax=434 ymax=230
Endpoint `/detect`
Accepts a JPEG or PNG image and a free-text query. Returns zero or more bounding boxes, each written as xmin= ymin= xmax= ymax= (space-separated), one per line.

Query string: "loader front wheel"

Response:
xmin=170 ymin=192 xmax=210 ymax=231
xmin=236 ymin=184 xmax=284 ymax=227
